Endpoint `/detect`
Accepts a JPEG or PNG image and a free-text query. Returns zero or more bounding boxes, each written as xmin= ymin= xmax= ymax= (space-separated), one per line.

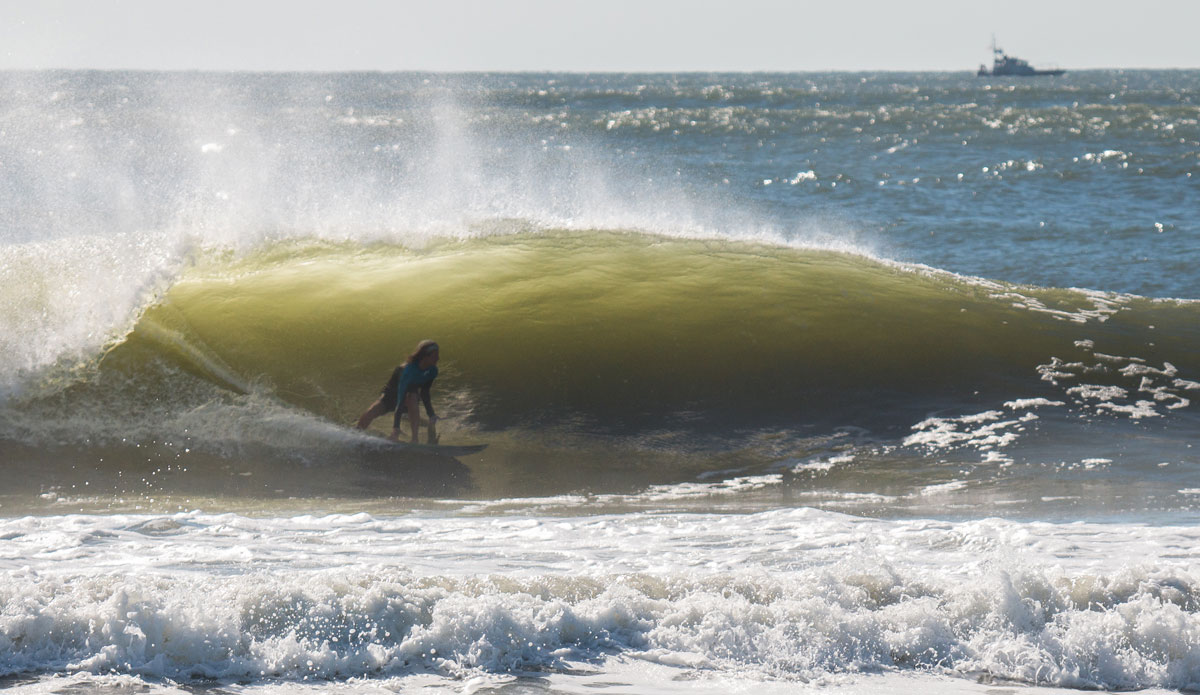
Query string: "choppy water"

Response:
xmin=1 ymin=70 xmax=1198 ymax=693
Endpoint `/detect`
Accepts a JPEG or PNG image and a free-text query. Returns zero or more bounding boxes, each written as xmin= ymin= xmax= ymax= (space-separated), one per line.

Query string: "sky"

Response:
xmin=1 ymin=0 xmax=1197 ymax=72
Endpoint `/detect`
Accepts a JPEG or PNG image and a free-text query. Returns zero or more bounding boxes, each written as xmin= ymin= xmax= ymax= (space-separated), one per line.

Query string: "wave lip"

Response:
xmin=0 ymin=231 xmax=187 ymax=400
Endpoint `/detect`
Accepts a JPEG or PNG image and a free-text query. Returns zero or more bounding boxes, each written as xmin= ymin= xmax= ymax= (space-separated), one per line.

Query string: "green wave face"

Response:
xmin=111 ymin=231 xmax=1177 ymax=434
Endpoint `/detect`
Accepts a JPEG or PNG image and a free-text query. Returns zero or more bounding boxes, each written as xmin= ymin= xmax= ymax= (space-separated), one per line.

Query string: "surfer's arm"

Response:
xmin=391 ymin=389 xmax=409 ymax=432
xmin=420 ymin=382 xmax=436 ymax=421
xmin=389 ymin=405 xmax=403 ymax=439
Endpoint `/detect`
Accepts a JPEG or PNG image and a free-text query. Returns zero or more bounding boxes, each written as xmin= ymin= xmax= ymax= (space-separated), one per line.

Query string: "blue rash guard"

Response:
xmin=384 ymin=362 xmax=438 ymax=430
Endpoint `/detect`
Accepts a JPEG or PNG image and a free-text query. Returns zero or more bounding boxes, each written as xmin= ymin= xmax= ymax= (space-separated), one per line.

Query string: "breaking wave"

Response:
xmin=1 ymin=228 xmax=1197 ymax=504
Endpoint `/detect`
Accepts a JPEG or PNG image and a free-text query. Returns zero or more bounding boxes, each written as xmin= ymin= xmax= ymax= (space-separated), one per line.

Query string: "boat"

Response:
xmin=977 ymin=37 xmax=1064 ymax=77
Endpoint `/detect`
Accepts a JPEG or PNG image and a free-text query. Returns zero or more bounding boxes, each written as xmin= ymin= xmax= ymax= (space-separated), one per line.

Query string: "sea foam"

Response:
xmin=2 ymin=510 xmax=1198 ymax=690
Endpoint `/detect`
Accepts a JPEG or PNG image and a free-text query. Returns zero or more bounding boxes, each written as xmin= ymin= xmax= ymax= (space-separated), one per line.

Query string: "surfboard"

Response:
xmin=355 ymin=434 xmax=487 ymax=458
xmin=350 ymin=425 xmax=487 ymax=458
xmin=388 ymin=441 xmax=488 ymax=457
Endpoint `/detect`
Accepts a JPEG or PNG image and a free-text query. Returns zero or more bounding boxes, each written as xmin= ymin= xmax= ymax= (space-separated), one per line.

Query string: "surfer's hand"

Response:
xmin=428 ymin=414 xmax=439 ymax=425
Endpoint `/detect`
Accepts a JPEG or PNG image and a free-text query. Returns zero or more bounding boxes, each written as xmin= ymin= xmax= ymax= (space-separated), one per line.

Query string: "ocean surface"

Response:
xmin=1 ymin=70 xmax=1198 ymax=694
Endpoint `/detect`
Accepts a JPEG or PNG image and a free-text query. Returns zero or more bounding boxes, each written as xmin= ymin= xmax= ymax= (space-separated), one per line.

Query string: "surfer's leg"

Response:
xmin=404 ymin=391 xmax=421 ymax=443
xmin=356 ymin=398 xmax=389 ymax=430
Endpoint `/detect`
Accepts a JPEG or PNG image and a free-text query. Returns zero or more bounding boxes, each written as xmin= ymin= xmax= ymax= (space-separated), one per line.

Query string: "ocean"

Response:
xmin=1 ymin=70 xmax=1198 ymax=694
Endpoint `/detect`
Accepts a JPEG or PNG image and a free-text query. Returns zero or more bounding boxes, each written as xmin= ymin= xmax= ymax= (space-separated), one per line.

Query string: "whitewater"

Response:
xmin=1 ymin=70 xmax=1198 ymax=693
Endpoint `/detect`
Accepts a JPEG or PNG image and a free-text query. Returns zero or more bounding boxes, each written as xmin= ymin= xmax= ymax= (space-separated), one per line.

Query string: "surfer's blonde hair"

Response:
xmin=405 ymin=339 xmax=439 ymax=365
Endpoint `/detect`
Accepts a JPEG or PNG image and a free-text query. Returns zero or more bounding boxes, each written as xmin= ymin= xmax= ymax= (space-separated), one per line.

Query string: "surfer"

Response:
xmin=355 ymin=339 xmax=440 ymax=443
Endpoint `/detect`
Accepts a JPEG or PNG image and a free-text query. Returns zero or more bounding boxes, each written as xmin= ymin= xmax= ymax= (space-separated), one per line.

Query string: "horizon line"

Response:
xmin=2 ymin=65 xmax=1198 ymax=76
